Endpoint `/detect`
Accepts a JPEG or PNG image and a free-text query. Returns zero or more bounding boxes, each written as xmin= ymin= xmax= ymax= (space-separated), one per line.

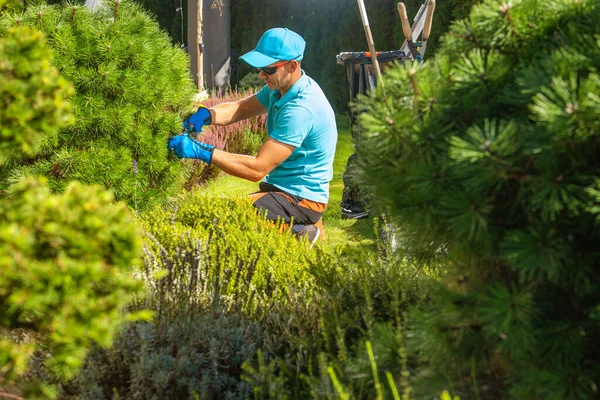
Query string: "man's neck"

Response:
xmin=279 ymin=71 xmax=302 ymax=96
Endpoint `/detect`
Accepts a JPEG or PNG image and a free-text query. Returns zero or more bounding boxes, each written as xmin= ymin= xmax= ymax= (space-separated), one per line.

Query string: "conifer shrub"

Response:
xmin=355 ymin=0 xmax=600 ymax=398
xmin=0 ymin=0 xmax=197 ymax=210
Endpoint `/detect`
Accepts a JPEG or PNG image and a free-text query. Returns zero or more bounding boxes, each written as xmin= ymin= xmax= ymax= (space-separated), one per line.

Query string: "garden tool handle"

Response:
xmin=357 ymin=0 xmax=384 ymax=90
xmin=397 ymin=2 xmax=412 ymax=42
xmin=422 ymin=0 xmax=436 ymax=41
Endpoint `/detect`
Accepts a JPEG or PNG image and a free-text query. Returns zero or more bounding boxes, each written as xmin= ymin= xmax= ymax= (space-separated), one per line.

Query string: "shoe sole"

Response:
xmin=341 ymin=211 xmax=369 ymax=220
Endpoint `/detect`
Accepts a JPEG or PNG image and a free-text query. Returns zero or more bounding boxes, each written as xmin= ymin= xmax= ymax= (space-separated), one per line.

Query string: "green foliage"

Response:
xmin=0 ymin=177 xmax=143 ymax=387
xmin=62 ymin=193 xmax=320 ymax=398
xmin=63 ymin=308 xmax=260 ymax=399
xmin=0 ymin=25 xmax=74 ymax=166
xmin=355 ymin=0 xmax=600 ymax=398
xmin=0 ymin=21 xmax=144 ymax=396
xmin=0 ymin=0 xmax=197 ymax=210
xmin=63 ymin=192 xmax=439 ymax=398
xmin=236 ymin=71 xmax=264 ymax=91
xmin=0 ymin=0 xmax=23 ymax=15
xmin=140 ymin=191 xmax=318 ymax=304
xmin=244 ymin=243 xmax=440 ymax=399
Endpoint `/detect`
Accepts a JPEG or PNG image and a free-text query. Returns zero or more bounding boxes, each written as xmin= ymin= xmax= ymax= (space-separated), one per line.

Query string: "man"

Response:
xmin=168 ymin=28 xmax=337 ymax=246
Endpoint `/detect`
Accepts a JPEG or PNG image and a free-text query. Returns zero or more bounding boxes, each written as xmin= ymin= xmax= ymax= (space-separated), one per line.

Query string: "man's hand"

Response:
xmin=183 ymin=106 xmax=212 ymax=134
xmin=168 ymin=135 xmax=215 ymax=164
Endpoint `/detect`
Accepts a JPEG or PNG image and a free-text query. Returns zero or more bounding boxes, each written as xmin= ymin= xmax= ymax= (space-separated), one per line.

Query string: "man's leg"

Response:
xmin=249 ymin=183 xmax=326 ymax=245
xmin=341 ymin=154 xmax=368 ymax=219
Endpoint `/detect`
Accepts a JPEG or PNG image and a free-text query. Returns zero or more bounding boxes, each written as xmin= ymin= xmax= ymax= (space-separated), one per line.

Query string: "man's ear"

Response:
xmin=289 ymin=60 xmax=300 ymax=72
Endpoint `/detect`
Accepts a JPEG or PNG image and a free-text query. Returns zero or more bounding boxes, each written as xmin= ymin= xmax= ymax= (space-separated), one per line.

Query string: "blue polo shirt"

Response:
xmin=256 ymin=72 xmax=337 ymax=204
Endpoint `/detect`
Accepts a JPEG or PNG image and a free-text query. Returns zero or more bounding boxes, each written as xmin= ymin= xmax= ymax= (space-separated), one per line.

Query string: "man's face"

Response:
xmin=258 ymin=60 xmax=295 ymax=90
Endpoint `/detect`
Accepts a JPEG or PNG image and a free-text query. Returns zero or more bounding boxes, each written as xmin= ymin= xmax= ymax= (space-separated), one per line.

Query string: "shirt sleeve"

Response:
xmin=255 ymin=85 xmax=271 ymax=108
xmin=269 ymin=105 xmax=314 ymax=147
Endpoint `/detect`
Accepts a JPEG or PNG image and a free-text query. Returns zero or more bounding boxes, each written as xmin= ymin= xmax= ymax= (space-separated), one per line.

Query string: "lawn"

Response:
xmin=200 ymin=114 xmax=377 ymax=251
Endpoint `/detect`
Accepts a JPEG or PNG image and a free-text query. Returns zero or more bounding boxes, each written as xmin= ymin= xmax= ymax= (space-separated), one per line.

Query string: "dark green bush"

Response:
xmin=355 ymin=0 xmax=600 ymax=398
xmin=0 ymin=0 xmax=197 ymax=210
xmin=236 ymin=72 xmax=264 ymax=91
xmin=241 ymin=234 xmax=441 ymax=399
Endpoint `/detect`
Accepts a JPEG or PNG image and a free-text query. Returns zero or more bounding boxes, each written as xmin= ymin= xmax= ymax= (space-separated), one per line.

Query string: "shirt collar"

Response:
xmin=274 ymin=70 xmax=309 ymax=108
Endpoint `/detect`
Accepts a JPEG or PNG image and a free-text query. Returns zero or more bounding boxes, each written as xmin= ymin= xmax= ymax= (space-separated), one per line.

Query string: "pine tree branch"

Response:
xmin=507 ymin=157 xmax=534 ymax=180
xmin=449 ymin=32 xmax=489 ymax=51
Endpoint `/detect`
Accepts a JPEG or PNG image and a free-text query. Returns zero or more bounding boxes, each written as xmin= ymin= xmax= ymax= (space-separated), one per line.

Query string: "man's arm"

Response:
xmin=210 ymin=137 xmax=294 ymax=182
xmin=209 ymin=94 xmax=267 ymax=126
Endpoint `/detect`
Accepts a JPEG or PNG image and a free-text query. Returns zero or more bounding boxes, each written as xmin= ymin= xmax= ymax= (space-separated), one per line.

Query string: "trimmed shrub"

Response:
xmin=0 ymin=0 xmax=197 ymax=210
xmin=140 ymin=191 xmax=316 ymax=305
xmin=355 ymin=0 xmax=600 ymax=398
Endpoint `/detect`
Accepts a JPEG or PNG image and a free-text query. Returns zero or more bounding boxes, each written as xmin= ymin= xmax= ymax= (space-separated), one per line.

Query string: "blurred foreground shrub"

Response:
xmin=355 ymin=0 xmax=600 ymax=397
xmin=0 ymin=177 xmax=143 ymax=396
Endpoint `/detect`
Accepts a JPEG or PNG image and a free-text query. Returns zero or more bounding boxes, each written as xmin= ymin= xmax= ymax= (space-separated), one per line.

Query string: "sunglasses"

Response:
xmin=257 ymin=60 xmax=290 ymax=75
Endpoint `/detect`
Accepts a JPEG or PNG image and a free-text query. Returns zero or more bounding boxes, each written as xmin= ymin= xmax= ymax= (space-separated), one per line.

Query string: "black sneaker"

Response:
xmin=341 ymin=206 xmax=369 ymax=220
xmin=295 ymin=224 xmax=320 ymax=248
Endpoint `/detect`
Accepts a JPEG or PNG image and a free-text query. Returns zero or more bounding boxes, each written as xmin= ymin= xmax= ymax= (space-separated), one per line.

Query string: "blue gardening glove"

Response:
xmin=183 ymin=106 xmax=212 ymax=134
xmin=168 ymin=135 xmax=215 ymax=164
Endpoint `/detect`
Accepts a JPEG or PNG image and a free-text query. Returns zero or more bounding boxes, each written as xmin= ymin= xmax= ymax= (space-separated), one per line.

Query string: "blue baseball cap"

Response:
xmin=240 ymin=28 xmax=305 ymax=68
